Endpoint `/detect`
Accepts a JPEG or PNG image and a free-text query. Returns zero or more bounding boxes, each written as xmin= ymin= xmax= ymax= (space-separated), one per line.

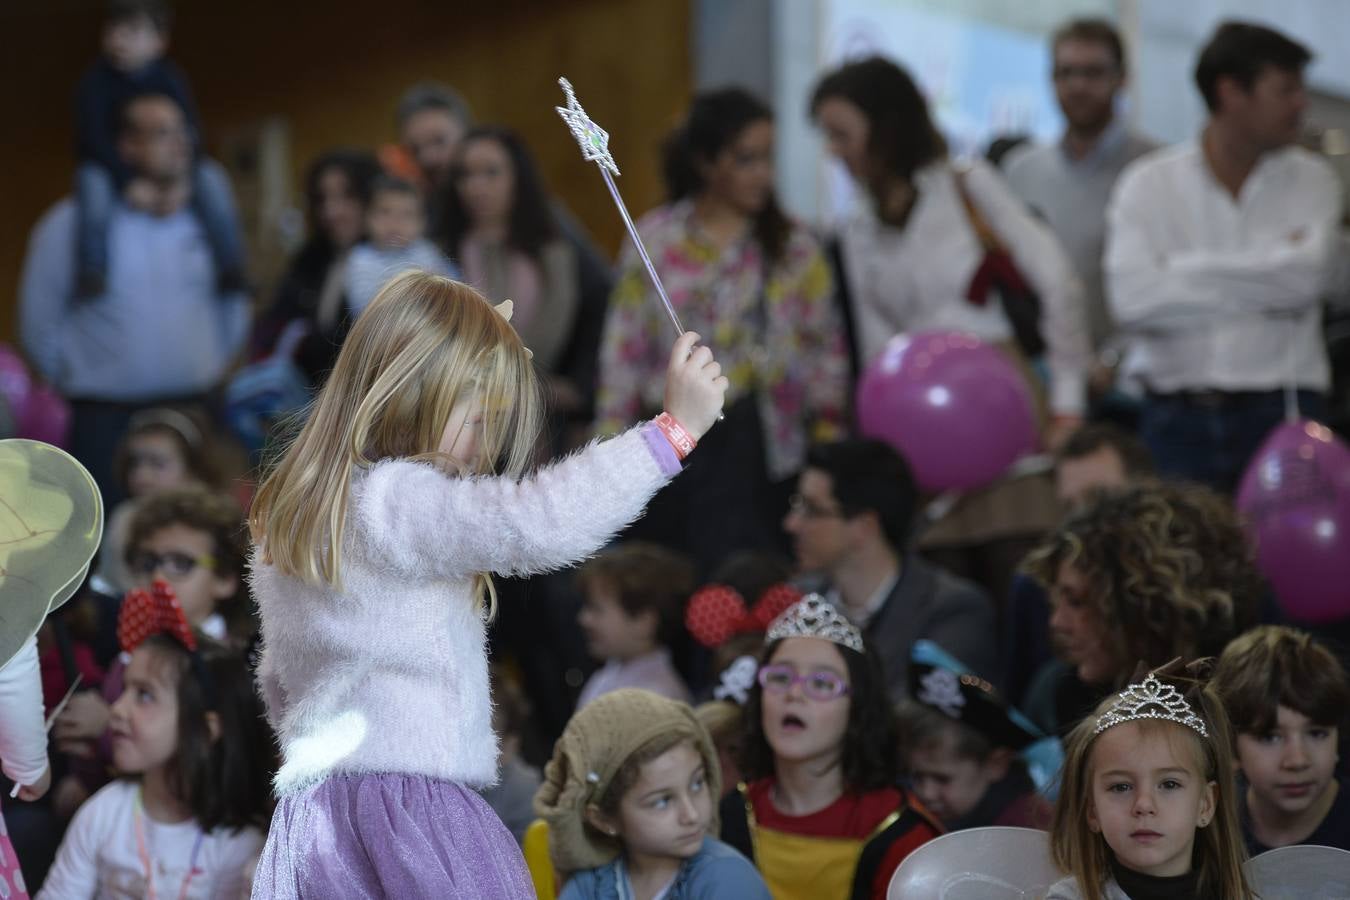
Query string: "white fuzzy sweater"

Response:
xmin=251 ymin=425 xmax=678 ymax=795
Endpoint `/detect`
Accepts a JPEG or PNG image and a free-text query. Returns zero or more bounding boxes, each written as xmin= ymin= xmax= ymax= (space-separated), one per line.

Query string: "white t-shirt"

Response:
xmin=36 ymin=780 xmax=263 ymax=900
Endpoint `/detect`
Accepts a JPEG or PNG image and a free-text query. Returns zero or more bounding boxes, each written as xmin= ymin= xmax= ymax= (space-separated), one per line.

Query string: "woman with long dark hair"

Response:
xmin=252 ymin=148 xmax=381 ymax=380
xmin=438 ymin=126 xmax=611 ymax=449
xmin=596 ymin=88 xmax=848 ymax=574
xmin=810 ymin=57 xmax=1091 ymax=445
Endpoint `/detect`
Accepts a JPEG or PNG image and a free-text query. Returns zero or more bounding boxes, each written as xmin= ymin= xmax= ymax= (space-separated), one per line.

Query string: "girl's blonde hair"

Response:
xmin=249 ymin=271 xmax=542 ymax=613
xmin=1050 ymin=674 xmax=1250 ymax=900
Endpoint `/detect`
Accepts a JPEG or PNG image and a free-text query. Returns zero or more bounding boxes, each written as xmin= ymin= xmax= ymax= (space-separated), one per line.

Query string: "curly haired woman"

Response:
xmin=1020 ymin=482 xmax=1265 ymax=735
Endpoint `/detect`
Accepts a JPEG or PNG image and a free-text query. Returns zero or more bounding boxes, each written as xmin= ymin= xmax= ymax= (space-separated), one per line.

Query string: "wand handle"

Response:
xmin=599 ymin=167 xmax=685 ymax=335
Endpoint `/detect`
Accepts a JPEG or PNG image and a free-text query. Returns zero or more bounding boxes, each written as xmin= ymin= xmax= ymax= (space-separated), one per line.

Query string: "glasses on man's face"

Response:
xmin=757 ymin=663 xmax=851 ymax=701
xmin=129 ymin=550 xmax=215 ymax=579
xmin=787 ymin=493 xmax=845 ymax=520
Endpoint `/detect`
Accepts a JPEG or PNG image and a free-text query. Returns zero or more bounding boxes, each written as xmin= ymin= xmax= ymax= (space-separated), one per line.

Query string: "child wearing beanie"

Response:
xmin=534 ymin=689 xmax=770 ymax=899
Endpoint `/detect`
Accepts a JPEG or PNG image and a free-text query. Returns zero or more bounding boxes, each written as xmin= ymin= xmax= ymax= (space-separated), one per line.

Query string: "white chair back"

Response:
xmin=1243 ymin=845 xmax=1350 ymax=899
xmin=887 ymin=827 xmax=1062 ymax=899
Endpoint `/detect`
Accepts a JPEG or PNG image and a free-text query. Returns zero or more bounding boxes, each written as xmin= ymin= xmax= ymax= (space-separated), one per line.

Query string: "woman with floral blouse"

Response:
xmin=596 ymin=88 xmax=848 ymax=574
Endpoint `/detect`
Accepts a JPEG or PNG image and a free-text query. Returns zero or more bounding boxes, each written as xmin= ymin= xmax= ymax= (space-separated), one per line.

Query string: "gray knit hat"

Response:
xmin=533 ymin=689 xmax=721 ymax=875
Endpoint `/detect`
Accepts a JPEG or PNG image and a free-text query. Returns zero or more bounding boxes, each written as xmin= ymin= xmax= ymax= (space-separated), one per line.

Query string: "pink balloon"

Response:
xmin=0 ymin=344 xmax=31 ymax=437
xmin=1236 ymin=419 xmax=1350 ymax=624
xmin=19 ymin=383 xmax=71 ymax=448
xmin=856 ymin=331 xmax=1038 ymax=492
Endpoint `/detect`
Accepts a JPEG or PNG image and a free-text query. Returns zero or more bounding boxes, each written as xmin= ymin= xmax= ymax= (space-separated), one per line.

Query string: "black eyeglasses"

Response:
xmin=129 ymin=550 xmax=216 ymax=579
xmin=787 ymin=493 xmax=846 ymax=520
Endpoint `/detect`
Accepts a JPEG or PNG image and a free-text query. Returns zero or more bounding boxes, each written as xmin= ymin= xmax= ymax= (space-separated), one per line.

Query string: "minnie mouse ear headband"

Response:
xmin=685 ymin=582 xmax=800 ymax=649
xmin=117 ymin=581 xmax=217 ymax=709
xmin=909 ymin=640 xmax=1043 ymax=751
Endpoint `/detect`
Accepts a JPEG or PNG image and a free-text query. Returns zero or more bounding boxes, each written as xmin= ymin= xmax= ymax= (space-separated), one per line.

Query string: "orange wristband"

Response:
xmin=654 ymin=412 xmax=696 ymax=460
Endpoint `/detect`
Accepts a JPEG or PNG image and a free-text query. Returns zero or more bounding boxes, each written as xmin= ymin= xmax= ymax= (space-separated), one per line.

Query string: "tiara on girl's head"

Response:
xmin=1094 ymin=673 xmax=1208 ymax=738
xmin=765 ymin=595 xmax=864 ymax=654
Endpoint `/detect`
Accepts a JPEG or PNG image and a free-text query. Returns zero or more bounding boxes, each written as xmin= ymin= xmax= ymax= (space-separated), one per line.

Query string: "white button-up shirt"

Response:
xmin=1105 ymin=140 xmax=1343 ymax=393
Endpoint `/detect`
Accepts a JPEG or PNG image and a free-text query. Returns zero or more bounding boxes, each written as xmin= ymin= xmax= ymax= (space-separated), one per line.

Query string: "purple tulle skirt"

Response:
xmin=251 ymin=773 xmax=533 ymax=899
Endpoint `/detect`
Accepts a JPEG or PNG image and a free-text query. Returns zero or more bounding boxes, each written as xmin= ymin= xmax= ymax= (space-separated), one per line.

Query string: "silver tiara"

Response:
xmin=1094 ymin=673 xmax=1208 ymax=738
xmin=766 ymin=595 xmax=864 ymax=654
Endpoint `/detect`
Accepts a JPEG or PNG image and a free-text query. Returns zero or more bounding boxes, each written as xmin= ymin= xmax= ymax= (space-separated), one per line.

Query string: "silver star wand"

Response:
xmin=556 ymin=78 xmax=685 ymax=335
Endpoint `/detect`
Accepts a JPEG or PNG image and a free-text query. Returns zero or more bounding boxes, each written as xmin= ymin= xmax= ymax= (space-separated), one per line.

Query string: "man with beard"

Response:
xmin=1004 ymin=19 xmax=1156 ymax=357
xmin=392 ymin=82 xmax=473 ymax=231
xmin=19 ymin=92 xmax=249 ymax=503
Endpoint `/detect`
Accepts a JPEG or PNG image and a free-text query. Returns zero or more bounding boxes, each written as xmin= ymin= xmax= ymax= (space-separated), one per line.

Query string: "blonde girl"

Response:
xmin=1047 ymin=671 xmax=1251 ymax=900
xmin=247 ymin=271 xmax=727 ymax=896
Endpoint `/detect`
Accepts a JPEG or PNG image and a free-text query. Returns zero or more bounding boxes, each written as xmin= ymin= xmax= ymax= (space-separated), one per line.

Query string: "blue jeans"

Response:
xmin=75 ymin=158 xmax=246 ymax=291
xmin=1140 ymin=389 xmax=1326 ymax=494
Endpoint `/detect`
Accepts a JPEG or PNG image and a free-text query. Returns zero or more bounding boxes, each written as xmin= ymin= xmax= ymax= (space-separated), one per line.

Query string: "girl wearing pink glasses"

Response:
xmin=718 ymin=596 xmax=942 ymax=900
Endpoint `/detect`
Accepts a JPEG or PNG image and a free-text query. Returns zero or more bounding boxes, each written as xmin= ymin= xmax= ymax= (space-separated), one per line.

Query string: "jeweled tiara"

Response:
xmin=765 ymin=595 xmax=864 ymax=654
xmin=1094 ymin=673 xmax=1208 ymax=738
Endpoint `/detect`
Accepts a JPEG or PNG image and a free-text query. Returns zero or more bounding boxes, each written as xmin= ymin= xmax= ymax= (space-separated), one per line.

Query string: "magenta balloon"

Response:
xmin=18 ymin=383 xmax=71 ymax=448
xmin=1236 ymin=419 xmax=1350 ymax=624
xmin=856 ymin=331 xmax=1038 ymax=492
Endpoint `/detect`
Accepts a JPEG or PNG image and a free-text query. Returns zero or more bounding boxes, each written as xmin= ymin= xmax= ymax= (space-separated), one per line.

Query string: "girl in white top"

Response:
xmin=38 ymin=589 xmax=271 ymax=899
xmin=246 ymin=271 xmax=727 ymax=896
xmin=810 ymin=56 xmax=1092 ymax=443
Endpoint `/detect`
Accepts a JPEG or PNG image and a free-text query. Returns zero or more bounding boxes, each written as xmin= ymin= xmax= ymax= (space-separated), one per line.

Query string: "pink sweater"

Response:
xmin=251 ymin=425 xmax=679 ymax=795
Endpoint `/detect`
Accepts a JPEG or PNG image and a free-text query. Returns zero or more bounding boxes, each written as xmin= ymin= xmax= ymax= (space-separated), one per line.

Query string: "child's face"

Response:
xmin=129 ymin=524 xmax=236 ymax=626
xmin=1087 ymin=722 xmax=1216 ymax=878
xmin=760 ymin=638 xmax=852 ymax=768
xmin=437 ymin=394 xmax=484 ymax=472
xmin=612 ymin=741 xmax=713 ymax=864
xmin=578 ymin=580 xmax=658 ymax=662
xmin=1236 ymin=704 xmax=1339 ymax=819
xmin=102 ymin=15 xmax=166 ymax=72
xmin=109 ymin=645 xmax=180 ymax=774
xmin=367 ymin=191 xmax=424 ymax=250
xmin=907 ymin=731 xmax=1008 ymax=824
xmin=125 ymin=430 xmax=191 ymax=497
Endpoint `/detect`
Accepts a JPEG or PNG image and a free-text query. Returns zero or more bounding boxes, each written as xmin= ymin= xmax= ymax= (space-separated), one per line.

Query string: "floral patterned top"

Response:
xmin=596 ymin=200 xmax=848 ymax=480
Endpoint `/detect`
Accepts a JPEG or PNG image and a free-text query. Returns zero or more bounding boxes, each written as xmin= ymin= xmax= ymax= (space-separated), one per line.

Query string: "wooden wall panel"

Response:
xmin=0 ymin=0 xmax=692 ymax=340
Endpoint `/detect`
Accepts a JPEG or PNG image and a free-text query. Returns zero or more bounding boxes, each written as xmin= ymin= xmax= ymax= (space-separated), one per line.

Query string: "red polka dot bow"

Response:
xmin=117 ymin=580 xmax=198 ymax=654
xmin=684 ymin=583 xmax=801 ymax=649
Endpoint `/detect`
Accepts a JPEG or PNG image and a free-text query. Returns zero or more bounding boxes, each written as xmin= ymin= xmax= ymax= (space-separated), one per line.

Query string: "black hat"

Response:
xmin=909 ymin=640 xmax=1043 ymax=751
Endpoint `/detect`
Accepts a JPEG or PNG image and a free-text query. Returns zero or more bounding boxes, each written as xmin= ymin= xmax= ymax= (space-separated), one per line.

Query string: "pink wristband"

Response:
xmin=653 ymin=412 xmax=696 ymax=460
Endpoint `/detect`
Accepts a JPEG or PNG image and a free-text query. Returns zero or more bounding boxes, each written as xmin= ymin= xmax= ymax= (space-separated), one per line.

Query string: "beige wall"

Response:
xmin=0 ymin=0 xmax=692 ymax=341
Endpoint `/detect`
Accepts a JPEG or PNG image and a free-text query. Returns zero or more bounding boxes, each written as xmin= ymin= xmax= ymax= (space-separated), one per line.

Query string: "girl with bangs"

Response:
xmin=1047 ymin=669 xmax=1251 ymax=899
xmin=719 ymin=596 xmax=942 ymax=900
xmin=247 ymin=270 xmax=728 ymax=896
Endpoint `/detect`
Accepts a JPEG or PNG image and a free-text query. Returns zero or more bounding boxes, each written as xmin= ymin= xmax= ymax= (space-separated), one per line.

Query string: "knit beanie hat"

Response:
xmin=533 ymin=688 xmax=721 ymax=875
